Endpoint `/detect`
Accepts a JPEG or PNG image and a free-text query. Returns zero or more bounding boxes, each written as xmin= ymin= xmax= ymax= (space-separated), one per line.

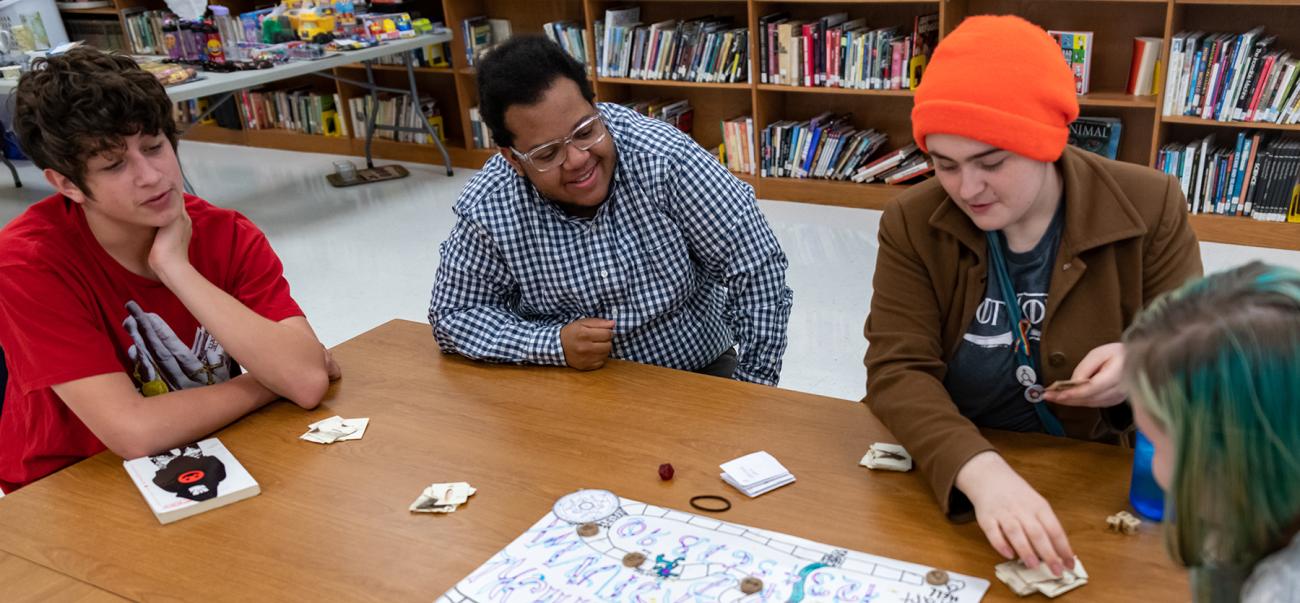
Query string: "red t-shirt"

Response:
xmin=0 ymin=194 xmax=303 ymax=492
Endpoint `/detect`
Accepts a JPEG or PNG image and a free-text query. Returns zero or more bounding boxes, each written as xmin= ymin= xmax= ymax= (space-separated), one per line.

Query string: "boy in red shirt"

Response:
xmin=0 ymin=48 xmax=338 ymax=493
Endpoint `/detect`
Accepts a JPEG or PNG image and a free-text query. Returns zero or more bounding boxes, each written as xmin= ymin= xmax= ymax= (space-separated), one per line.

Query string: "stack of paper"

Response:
xmin=720 ymin=451 xmax=795 ymax=497
xmin=300 ymin=416 xmax=369 ymax=444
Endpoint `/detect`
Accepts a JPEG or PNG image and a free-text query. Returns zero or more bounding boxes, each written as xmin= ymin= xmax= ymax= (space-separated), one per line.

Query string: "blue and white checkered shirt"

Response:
xmin=429 ymin=102 xmax=793 ymax=385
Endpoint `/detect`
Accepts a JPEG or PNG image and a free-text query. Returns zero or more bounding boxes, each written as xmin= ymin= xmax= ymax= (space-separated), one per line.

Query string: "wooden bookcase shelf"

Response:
xmin=1161 ymin=116 xmax=1300 ymax=132
xmin=59 ymin=6 xmax=119 ymax=15
xmin=755 ymin=84 xmax=914 ymax=97
xmin=1078 ymin=92 xmax=1158 ymax=108
xmin=115 ymin=0 xmax=1299 ymax=250
xmin=598 ymin=77 xmax=752 ymax=90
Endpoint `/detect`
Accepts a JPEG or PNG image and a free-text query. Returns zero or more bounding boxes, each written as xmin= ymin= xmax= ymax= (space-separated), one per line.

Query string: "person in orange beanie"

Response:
xmin=863 ymin=15 xmax=1202 ymax=576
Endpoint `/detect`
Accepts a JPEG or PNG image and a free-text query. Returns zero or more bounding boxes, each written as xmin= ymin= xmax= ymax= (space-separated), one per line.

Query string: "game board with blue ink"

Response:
xmin=436 ymin=489 xmax=990 ymax=602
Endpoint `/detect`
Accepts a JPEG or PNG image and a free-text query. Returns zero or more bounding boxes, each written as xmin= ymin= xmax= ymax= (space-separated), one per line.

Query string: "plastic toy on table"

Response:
xmin=296 ymin=11 xmax=335 ymax=41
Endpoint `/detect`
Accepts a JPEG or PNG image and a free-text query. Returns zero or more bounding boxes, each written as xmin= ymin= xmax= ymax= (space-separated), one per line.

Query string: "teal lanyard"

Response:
xmin=986 ymin=231 xmax=1066 ymax=437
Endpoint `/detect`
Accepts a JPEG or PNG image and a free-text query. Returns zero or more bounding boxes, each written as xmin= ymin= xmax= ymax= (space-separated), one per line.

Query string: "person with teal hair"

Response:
xmin=1123 ymin=260 xmax=1300 ymax=602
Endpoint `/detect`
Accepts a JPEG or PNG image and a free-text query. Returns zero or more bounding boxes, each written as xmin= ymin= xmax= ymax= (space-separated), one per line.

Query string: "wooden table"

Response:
xmin=0 ymin=551 xmax=127 ymax=602
xmin=0 ymin=320 xmax=1186 ymax=601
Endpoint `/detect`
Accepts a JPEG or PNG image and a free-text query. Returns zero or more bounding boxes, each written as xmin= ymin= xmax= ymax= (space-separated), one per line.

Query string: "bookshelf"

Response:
xmin=59 ymin=6 xmax=120 ymax=15
xmin=134 ymin=0 xmax=1300 ymax=250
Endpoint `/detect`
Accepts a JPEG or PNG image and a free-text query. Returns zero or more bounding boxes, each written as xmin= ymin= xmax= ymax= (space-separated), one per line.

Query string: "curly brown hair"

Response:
xmin=13 ymin=47 xmax=178 ymax=193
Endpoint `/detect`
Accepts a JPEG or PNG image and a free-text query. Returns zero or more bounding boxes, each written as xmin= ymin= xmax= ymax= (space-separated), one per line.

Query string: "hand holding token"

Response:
xmin=1042 ymin=343 xmax=1125 ymax=408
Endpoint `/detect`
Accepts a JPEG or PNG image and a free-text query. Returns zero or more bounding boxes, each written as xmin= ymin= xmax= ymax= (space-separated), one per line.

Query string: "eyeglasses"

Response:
xmin=510 ymin=113 xmax=607 ymax=173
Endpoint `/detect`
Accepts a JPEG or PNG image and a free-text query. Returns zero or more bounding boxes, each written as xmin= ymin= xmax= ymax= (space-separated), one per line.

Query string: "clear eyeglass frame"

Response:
xmin=509 ymin=113 xmax=607 ymax=172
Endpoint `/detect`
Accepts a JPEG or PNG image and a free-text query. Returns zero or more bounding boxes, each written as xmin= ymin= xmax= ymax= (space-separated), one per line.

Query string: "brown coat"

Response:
xmin=863 ymin=146 xmax=1203 ymax=519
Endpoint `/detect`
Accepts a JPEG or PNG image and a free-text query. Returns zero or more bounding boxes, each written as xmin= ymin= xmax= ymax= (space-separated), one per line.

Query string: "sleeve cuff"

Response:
xmin=531 ymin=323 xmax=568 ymax=367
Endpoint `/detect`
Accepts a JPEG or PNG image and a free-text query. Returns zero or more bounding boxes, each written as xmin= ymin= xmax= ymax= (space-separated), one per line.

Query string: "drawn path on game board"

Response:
xmin=437 ymin=489 xmax=990 ymax=602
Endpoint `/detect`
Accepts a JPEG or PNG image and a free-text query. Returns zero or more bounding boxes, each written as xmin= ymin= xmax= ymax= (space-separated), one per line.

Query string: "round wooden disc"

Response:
xmin=622 ymin=552 xmax=646 ymax=568
xmin=576 ymin=523 xmax=599 ymax=537
xmin=926 ymin=569 xmax=950 ymax=586
xmin=740 ymin=576 xmax=763 ymax=594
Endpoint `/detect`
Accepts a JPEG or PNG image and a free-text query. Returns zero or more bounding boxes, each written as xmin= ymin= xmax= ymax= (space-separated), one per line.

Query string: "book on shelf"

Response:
xmin=758 ymin=12 xmax=937 ymax=90
xmin=184 ymin=94 xmax=244 ymax=130
xmin=469 ymin=106 xmax=493 ymax=149
xmin=719 ymin=115 xmax=756 ymax=176
xmin=851 ymin=142 xmax=919 ymax=184
xmin=1068 ymin=116 xmax=1123 ymax=160
xmin=220 ymin=88 xmax=349 ymax=138
xmin=373 ymin=41 xmax=451 ymax=68
xmin=597 ymin=15 xmax=748 ymax=83
xmin=462 ymin=17 xmax=511 ymax=66
xmin=762 ymin=114 xmax=906 ymax=183
xmin=623 ymin=98 xmax=694 ymax=133
xmin=174 ymin=99 xmax=209 ymax=125
xmin=1158 ymin=133 xmax=1300 ymax=221
xmin=599 ymin=5 xmax=641 ymax=78
xmin=881 ymin=153 xmax=934 ymax=185
xmin=120 ymin=7 xmax=170 ymax=55
xmin=490 ymin=19 xmax=512 ymax=46
xmin=123 ymin=438 xmax=259 ymax=525
xmin=1048 ymin=30 xmax=1094 ymax=95
xmin=1164 ymin=28 xmax=1300 ymax=124
xmin=1127 ymin=37 xmax=1163 ymax=96
xmin=909 ymin=13 xmax=939 ymax=89
xmin=348 ymin=94 xmax=444 ymax=144
xmin=544 ymin=21 xmax=587 ymax=64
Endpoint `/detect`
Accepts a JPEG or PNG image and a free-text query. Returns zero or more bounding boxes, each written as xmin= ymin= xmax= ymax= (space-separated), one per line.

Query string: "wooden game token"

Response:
xmin=576 ymin=522 xmax=599 ymax=537
xmin=739 ymin=576 xmax=763 ymax=594
xmin=926 ymin=569 xmax=949 ymax=586
xmin=623 ymin=552 xmax=646 ymax=568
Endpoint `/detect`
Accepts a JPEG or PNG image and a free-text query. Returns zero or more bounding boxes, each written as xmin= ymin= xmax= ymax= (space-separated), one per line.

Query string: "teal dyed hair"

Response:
xmin=1123 ymin=261 xmax=1300 ymax=601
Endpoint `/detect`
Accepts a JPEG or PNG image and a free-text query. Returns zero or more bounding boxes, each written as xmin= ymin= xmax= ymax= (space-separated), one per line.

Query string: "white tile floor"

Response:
xmin=2 ymin=142 xmax=1298 ymax=401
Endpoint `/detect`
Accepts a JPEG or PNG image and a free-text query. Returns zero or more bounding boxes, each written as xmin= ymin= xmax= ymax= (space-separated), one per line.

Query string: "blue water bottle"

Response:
xmin=1129 ymin=430 xmax=1165 ymax=521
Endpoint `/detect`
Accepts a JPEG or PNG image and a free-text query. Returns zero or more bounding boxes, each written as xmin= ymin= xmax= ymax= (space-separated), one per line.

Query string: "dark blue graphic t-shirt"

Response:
xmin=944 ymin=205 xmax=1064 ymax=432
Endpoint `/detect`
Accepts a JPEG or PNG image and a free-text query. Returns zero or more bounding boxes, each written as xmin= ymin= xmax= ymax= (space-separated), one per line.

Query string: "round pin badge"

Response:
xmin=1015 ymin=365 xmax=1037 ymax=387
xmin=1025 ymin=384 xmax=1046 ymax=403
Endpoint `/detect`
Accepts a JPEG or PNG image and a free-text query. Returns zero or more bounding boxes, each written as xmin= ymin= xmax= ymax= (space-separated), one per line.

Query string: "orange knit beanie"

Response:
xmin=912 ymin=15 xmax=1080 ymax=162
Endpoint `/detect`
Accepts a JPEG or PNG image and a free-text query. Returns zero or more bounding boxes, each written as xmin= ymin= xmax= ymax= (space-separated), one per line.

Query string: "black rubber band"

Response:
xmin=690 ymin=495 xmax=732 ymax=513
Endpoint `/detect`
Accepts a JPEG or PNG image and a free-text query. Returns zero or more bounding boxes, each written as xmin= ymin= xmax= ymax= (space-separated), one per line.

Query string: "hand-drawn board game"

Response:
xmin=437 ymin=489 xmax=990 ymax=602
